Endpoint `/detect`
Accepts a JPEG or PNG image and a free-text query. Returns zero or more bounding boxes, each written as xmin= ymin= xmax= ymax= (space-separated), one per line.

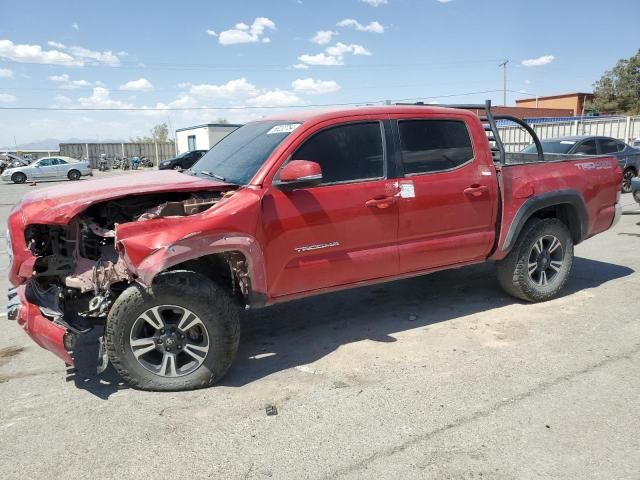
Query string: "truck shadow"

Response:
xmin=66 ymin=256 xmax=632 ymax=398
xmin=222 ymin=256 xmax=633 ymax=388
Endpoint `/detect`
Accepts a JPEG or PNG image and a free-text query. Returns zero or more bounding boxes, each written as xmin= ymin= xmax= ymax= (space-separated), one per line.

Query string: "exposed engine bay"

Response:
xmin=23 ymin=191 xmax=225 ymax=335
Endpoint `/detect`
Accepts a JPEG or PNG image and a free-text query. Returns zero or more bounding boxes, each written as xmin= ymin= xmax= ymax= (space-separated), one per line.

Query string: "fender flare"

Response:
xmin=123 ymin=232 xmax=268 ymax=302
xmin=501 ymin=189 xmax=588 ymax=254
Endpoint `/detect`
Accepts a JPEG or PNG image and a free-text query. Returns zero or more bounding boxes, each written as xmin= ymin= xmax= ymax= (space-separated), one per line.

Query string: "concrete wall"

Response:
xmin=176 ymin=125 xmax=240 ymax=154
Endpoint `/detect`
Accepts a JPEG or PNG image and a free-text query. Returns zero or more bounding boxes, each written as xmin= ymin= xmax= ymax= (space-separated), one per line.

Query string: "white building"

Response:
xmin=175 ymin=123 xmax=242 ymax=154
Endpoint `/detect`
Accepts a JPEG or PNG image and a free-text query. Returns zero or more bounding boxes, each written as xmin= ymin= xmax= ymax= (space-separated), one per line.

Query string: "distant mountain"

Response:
xmin=1 ymin=138 xmax=127 ymax=151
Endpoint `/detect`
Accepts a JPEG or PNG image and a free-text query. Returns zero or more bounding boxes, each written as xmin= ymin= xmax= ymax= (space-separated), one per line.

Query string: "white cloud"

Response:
xmin=298 ymin=42 xmax=371 ymax=67
xmin=0 ymin=39 xmax=122 ymax=67
xmin=0 ymin=39 xmax=80 ymax=66
xmin=78 ymin=87 xmax=132 ymax=108
xmin=298 ymin=52 xmax=344 ymax=66
xmin=522 ymin=55 xmax=555 ymax=67
xmin=326 ymin=42 xmax=371 ymax=57
xmin=0 ymin=68 xmax=14 ymax=78
xmin=337 ymin=19 xmax=384 ymax=33
xmin=72 ymin=23 xmax=79 ymax=30
xmin=247 ymin=90 xmax=303 ymax=107
xmin=292 ymin=78 xmax=341 ymax=95
xmin=437 ymin=0 xmax=454 ymax=3
xmin=218 ymin=17 xmax=276 ymax=45
xmin=120 ymin=78 xmax=154 ymax=91
xmin=189 ymin=78 xmax=258 ymax=99
xmin=206 ymin=29 xmax=218 ymax=37
xmin=48 ymin=73 xmax=93 ymax=89
xmin=312 ymin=30 xmax=337 ymax=45
xmin=65 ymin=45 xmax=120 ymax=66
xmin=292 ymin=63 xmax=309 ymax=69
xmin=361 ymin=0 xmax=387 ymax=6
xmin=0 ymin=93 xmax=16 ymax=103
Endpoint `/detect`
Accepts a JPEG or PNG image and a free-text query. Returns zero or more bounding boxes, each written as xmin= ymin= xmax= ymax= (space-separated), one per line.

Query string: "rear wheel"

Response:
xmin=105 ymin=271 xmax=240 ymax=391
xmin=172 ymin=164 xmax=182 ymax=171
xmin=497 ymin=218 xmax=573 ymax=302
xmin=68 ymin=169 xmax=81 ymax=181
xmin=11 ymin=172 xmax=26 ymax=184
xmin=622 ymin=168 xmax=635 ymax=193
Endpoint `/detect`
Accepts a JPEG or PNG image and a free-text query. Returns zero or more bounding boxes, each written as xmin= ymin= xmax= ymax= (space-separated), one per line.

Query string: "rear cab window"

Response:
xmin=397 ymin=119 xmax=474 ymax=175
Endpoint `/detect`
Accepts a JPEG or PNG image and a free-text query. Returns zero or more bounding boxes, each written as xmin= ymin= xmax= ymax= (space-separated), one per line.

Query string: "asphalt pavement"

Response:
xmin=0 ymin=171 xmax=639 ymax=479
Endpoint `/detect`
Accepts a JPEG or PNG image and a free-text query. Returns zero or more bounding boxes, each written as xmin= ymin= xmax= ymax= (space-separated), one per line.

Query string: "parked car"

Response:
xmin=1 ymin=156 xmax=92 ymax=184
xmin=158 ymin=150 xmax=208 ymax=170
xmin=7 ymin=102 xmax=622 ymax=391
xmin=632 ymin=138 xmax=640 ymax=149
xmin=522 ymin=136 xmax=640 ymax=193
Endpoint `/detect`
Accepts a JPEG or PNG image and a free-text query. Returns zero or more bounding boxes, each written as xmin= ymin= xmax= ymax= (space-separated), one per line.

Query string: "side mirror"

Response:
xmin=276 ymin=160 xmax=323 ymax=189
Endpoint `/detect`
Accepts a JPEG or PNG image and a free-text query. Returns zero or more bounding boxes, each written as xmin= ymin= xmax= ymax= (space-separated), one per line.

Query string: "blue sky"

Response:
xmin=0 ymin=0 xmax=638 ymax=147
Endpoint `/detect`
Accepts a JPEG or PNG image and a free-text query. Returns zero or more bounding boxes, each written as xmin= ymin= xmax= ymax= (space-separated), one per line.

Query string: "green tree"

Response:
xmin=130 ymin=123 xmax=173 ymax=143
xmin=590 ymin=49 xmax=640 ymax=114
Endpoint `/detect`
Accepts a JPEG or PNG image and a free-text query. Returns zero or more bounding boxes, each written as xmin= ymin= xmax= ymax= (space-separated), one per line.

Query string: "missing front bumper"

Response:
xmin=8 ymin=285 xmax=74 ymax=365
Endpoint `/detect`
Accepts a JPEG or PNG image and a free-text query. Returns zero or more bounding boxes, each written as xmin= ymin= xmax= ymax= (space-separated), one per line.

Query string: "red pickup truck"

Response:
xmin=6 ymin=102 xmax=622 ymax=391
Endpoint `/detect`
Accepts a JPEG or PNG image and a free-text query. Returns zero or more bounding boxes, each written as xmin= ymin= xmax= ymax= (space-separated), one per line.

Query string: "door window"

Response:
xmin=599 ymin=138 xmax=620 ymax=154
xmin=398 ymin=120 xmax=474 ymax=175
xmin=37 ymin=158 xmax=54 ymax=166
xmin=574 ymin=139 xmax=597 ymax=155
xmin=291 ymin=122 xmax=384 ymax=184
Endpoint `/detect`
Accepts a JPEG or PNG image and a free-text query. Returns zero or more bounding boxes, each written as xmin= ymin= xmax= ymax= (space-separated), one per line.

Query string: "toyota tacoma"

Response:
xmin=6 ymin=102 xmax=623 ymax=391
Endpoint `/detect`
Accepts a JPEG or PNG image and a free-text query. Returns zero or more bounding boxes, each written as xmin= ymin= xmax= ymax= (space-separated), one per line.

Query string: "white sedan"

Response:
xmin=1 ymin=156 xmax=92 ymax=184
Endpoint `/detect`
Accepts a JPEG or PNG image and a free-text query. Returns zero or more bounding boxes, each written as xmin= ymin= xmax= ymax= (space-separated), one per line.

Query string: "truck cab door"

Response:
xmin=391 ymin=118 xmax=498 ymax=273
xmin=262 ymin=121 xmax=399 ymax=298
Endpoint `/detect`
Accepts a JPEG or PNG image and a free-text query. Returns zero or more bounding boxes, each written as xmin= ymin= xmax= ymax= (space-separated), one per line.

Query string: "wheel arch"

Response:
xmin=502 ymin=190 xmax=588 ymax=254
xmin=122 ymin=233 xmax=268 ymax=308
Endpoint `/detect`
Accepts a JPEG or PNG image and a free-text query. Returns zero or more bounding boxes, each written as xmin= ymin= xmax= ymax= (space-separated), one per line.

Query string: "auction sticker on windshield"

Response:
xmin=267 ymin=124 xmax=301 ymax=135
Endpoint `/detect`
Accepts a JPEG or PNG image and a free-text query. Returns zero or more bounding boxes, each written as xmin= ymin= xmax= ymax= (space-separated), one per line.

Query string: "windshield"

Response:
xmin=190 ymin=120 xmax=301 ymax=185
xmin=521 ymin=140 xmax=576 ymax=154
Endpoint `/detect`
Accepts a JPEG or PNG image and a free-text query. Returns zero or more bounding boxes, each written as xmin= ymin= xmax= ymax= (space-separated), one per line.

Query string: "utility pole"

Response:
xmin=499 ymin=60 xmax=509 ymax=106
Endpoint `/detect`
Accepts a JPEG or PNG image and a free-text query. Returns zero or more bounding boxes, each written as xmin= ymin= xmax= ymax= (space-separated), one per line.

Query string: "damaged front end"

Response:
xmin=14 ymin=190 xmax=228 ymax=365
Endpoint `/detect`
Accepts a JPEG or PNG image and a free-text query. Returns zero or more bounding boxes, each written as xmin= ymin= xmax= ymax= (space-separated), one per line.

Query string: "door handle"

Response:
xmin=463 ymin=185 xmax=489 ymax=198
xmin=365 ymin=196 xmax=397 ymax=209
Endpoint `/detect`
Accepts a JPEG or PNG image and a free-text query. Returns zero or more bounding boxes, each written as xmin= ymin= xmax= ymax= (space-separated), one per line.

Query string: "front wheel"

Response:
xmin=11 ymin=172 xmax=26 ymax=184
xmin=497 ymin=218 xmax=574 ymax=303
xmin=105 ymin=271 xmax=240 ymax=391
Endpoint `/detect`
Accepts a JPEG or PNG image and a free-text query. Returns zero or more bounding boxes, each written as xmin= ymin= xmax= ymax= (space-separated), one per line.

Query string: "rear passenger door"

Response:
xmin=392 ymin=118 xmax=498 ymax=273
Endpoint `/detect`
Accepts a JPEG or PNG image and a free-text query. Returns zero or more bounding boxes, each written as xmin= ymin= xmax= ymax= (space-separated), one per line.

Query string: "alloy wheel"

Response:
xmin=129 ymin=305 xmax=210 ymax=377
xmin=527 ymin=235 xmax=564 ymax=286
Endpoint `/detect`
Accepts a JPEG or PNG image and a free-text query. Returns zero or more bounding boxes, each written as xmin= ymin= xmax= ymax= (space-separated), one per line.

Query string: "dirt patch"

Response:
xmin=0 ymin=346 xmax=25 ymax=368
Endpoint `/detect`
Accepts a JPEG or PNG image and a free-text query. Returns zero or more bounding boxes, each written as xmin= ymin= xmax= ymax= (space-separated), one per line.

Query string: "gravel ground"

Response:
xmin=0 ymin=172 xmax=639 ymax=480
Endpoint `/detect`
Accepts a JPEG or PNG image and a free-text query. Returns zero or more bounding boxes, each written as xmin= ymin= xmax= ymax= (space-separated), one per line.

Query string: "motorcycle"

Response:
xmin=122 ymin=157 xmax=131 ymax=170
xmin=112 ymin=158 xmax=122 ymax=169
xmin=98 ymin=154 xmax=109 ymax=171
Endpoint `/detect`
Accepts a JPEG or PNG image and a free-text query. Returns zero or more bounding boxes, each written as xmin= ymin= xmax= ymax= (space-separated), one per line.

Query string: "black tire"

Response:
xmin=172 ymin=164 xmax=182 ymax=170
xmin=497 ymin=218 xmax=574 ymax=303
xmin=105 ymin=270 xmax=240 ymax=391
xmin=622 ymin=168 xmax=635 ymax=193
xmin=11 ymin=172 xmax=26 ymax=184
xmin=68 ymin=169 xmax=81 ymax=181
xmin=634 ymin=190 xmax=640 ymax=204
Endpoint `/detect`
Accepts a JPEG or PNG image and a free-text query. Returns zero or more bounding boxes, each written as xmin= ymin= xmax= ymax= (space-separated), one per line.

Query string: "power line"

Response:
xmin=0 ymin=89 xmax=507 ymax=111
xmin=0 ymin=58 xmax=506 ymax=72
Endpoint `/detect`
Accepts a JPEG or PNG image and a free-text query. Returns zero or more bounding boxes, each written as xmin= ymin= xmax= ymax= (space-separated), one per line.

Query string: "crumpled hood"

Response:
xmin=14 ymin=170 xmax=234 ymax=225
